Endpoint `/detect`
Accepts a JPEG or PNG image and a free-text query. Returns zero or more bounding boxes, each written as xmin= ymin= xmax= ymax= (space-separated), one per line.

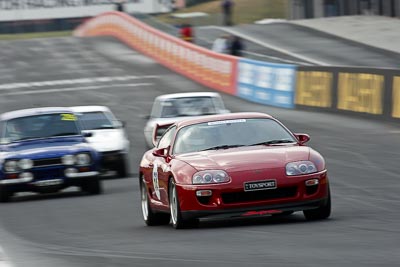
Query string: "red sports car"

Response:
xmin=139 ymin=112 xmax=331 ymax=229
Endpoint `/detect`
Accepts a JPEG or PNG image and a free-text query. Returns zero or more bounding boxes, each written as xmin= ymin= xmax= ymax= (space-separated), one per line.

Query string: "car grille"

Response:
xmin=101 ymin=151 xmax=121 ymax=162
xmin=221 ymin=187 xmax=298 ymax=204
xmin=33 ymin=158 xmax=62 ymax=167
xmin=33 ymin=169 xmax=64 ymax=180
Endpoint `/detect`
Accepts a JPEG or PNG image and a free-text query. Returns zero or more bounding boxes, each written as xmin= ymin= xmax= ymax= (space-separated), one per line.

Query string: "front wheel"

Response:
xmin=81 ymin=178 xmax=102 ymax=195
xmin=169 ymin=179 xmax=198 ymax=229
xmin=303 ymin=187 xmax=331 ymax=220
xmin=0 ymin=186 xmax=13 ymax=203
xmin=116 ymin=159 xmax=128 ymax=178
xmin=141 ymin=179 xmax=170 ymax=226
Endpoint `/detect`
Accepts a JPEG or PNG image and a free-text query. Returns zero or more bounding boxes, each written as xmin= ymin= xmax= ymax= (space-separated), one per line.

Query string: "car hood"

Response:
xmin=176 ymin=145 xmax=310 ymax=172
xmin=0 ymin=137 xmax=90 ymax=160
xmin=84 ymin=129 xmax=127 ymax=152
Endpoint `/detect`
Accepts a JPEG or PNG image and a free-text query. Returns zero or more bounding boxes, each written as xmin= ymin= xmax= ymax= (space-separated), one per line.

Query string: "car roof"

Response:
xmin=70 ymin=106 xmax=111 ymax=113
xmin=175 ymin=112 xmax=274 ymax=128
xmin=155 ymin=92 xmax=221 ymax=101
xmin=0 ymin=107 xmax=73 ymax=121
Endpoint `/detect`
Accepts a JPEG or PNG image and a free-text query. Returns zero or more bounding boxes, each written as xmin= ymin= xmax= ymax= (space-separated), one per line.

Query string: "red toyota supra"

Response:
xmin=139 ymin=112 xmax=331 ymax=229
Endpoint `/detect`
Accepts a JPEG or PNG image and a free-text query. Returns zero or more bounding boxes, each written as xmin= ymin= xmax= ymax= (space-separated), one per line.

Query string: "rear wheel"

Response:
xmin=82 ymin=178 xmax=102 ymax=195
xmin=303 ymin=187 xmax=331 ymax=220
xmin=140 ymin=178 xmax=170 ymax=226
xmin=0 ymin=186 xmax=13 ymax=203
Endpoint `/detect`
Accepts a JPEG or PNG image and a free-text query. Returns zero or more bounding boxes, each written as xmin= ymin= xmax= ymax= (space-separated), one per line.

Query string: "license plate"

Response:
xmin=33 ymin=179 xmax=63 ymax=187
xmin=244 ymin=179 xmax=277 ymax=192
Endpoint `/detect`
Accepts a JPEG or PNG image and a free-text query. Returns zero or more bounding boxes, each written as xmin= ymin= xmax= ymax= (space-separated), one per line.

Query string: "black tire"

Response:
xmin=82 ymin=178 xmax=102 ymax=195
xmin=169 ymin=179 xmax=198 ymax=229
xmin=140 ymin=178 xmax=170 ymax=226
xmin=303 ymin=187 xmax=331 ymax=221
xmin=0 ymin=186 xmax=12 ymax=203
xmin=116 ymin=159 xmax=128 ymax=178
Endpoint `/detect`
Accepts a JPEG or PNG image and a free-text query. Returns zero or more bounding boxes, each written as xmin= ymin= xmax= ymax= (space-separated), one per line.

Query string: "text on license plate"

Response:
xmin=244 ymin=180 xmax=277 ymax=191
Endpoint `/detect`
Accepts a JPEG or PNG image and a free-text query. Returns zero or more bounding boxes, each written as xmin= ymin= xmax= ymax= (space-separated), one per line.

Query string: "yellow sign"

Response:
xmin=295 ymin=71 xmax=333 ymax=108
xmin=393 ymin=76 xmax=400 ymax=118
xmin=61 ymin=114 xmax=77 ymax=121
xmin=337 ymin=73 xmax=384 ymax=114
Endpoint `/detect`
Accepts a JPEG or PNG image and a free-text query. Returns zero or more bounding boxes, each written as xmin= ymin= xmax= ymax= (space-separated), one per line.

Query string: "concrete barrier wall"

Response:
xmin=74 ymin=12 xmax=238 ymax=96
xmin=296 ymin=66 xmax=400 ymax=120
xmin=237 ymin=59 xmax=297 ymax=109
xmin=75 ymin=12 xmax=400 ymax=121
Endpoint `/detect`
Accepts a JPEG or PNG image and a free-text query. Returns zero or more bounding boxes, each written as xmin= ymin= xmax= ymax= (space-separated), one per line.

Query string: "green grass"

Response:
xmin=157 ymin=0 xmax=287 ymax=25
xmin=0 ymin=31 xmax=72 ymax=41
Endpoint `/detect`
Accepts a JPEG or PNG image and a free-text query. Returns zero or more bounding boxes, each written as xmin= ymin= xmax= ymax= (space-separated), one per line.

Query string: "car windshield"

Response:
xmin=159 ymin=97 xmax=221 ymax=118
xmin=2 ymin=113 xmax=80 ymax=142
xmin=173 ymin=118 xmax=296 ymax=154
xmin=76 ymin=111 xmax=116 ymax=130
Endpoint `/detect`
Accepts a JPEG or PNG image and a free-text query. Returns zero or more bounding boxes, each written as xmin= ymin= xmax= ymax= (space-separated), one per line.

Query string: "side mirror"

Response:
xmin=83 ymin=131 xmax=93 ymax=138
xmin=152 ymin=122 xmax=174 ymax=147
xmin=152 ymin=147 xmax=168 ymax=158
xmin=118 ymin=120 xmax=126 ymax=128
xmin=294 ymin=133 xmax=310 ymax=145
xmin=142 ymin=114 xmax=151 ymax=120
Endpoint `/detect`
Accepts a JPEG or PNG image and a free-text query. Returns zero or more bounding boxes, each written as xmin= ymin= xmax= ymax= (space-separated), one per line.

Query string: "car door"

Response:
xmin=151 ymin=126 xmax=176 ymax=207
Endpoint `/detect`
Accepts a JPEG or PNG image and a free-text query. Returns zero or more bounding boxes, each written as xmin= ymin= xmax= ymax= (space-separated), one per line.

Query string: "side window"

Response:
xmin=150 ymin=100 xmax=161 ymax=118
xmin=0 ymin=121 xmax=4 ymax=138
xmin=157 ymin=126 xmax=176 ymax=149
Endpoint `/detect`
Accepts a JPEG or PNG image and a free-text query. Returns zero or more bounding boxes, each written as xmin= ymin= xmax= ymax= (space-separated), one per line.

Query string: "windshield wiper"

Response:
xmin=249 ymin=140 xmax=295 ymax=146
xmin=201 ymin=144 xmax=244 ymax=151
xmin=92 ymin=126 xmax=115 ymax=130
xmin=49 ymin=133 xmax=79 ymax=137
xmin=12 ymin=136 xmax=37 ymax=142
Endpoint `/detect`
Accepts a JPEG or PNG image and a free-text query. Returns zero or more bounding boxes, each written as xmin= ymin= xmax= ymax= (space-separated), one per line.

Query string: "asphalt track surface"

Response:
xmin=0 ymin=36 xmax=400 ymax=267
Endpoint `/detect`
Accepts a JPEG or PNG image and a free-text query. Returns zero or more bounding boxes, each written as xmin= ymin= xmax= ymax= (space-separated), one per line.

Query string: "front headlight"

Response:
xmin=193 ymin=170 xmax=230 ymax=184
xmin=286 ymin=161 xmax=317 ymax=176
xmin=62 ymin=154 xmax=75 ymax=165
xmin=4 ymin=160 xmax=19 ymax=172
xmin=75 ymin=153 xmax=91 ymax=166
xmin=19 ymin=159 xmax=33 ymax=170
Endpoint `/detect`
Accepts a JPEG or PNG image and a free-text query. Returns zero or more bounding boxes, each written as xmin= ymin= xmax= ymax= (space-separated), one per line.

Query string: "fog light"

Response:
xmin=305 ymin=179 xmax=319 ymax=186
xmin=65 ymin=168 xmax=78 ymax=176
xmin=19 ymin=172 xmax=34 ymax=180
xmin=6 ymin=173 xmax=19 ymax=179
xmin=196 ymin=190 xmax=212 ymax=197
xmin=78 ymin=167 xmax=90 ymax=172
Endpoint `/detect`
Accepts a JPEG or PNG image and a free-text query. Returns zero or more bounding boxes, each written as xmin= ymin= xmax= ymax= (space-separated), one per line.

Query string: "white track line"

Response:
xmin=200 ymin=25 xmax=329 ymax=66
xmin=0 ymin=247 xmax=12 ymax=267
xmin=0 ymin=82 xmax=154 ymax=96
xmin=0 ymin=75 xmax=160 ymax=91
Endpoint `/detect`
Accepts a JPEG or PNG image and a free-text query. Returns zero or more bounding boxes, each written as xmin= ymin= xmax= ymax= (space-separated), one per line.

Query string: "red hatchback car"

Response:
xmin=139 ymin=112 xmax=331 ymax=229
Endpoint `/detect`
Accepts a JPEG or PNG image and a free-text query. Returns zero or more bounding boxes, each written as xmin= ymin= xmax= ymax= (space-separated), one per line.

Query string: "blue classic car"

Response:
xmin=0 ymin=107 xmax=102 ymax=202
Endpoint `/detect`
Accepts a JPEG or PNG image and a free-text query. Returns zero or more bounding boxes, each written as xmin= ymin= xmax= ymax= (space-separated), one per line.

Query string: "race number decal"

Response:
xmin=61 ymin=114 xmax=77 ymax=121
xmin=152 ymin=163 xmax=161 ymax=200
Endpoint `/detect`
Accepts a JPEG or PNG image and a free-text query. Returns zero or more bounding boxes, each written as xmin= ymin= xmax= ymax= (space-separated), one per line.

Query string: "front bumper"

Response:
xmin=175 ymin=171 xmax=329 ymax=220
xmin=181 ymin=198 xmax=328 ymax=220
xmin=0 ymin=169 xmax=99 ymax=193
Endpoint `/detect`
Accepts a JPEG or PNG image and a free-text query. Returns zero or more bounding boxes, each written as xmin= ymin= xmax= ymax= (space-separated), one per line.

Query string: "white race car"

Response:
xmin=71 ymin=106 xmax=130 ymax=177
xmin=143 ymin=92 xmax=230 ymax=148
